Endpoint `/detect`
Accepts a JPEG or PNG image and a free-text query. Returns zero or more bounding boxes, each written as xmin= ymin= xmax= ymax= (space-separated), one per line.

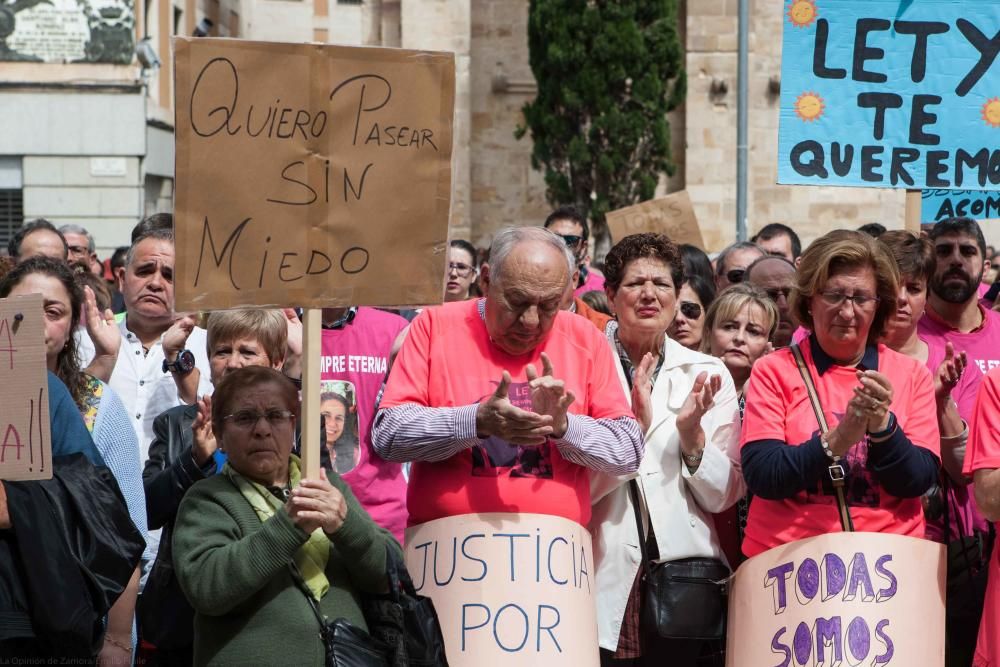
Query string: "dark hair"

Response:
xmin=603 ymin=233 xmax=684 ymax=292
xmin=857 ymin=222 xmax=887 ymax=238
xmin=0 ymin=257 xmax=87 ymax=409
xmin=681 ymin=273 xmax=716 ymax=311
xmin=929 ymin=216 xmax=987 ymax=259
xmin=543 ymin=206 xmax=589 ymax=243
xmin=212 ymin=366 xmax=300 ymax=438
xmin=879 ymin=231 xmax=936 ymax=284
xmin=752 ymin=223 xmax=802 ymax=259
xmin=110 ymin=246 xmax=129 ymax=272
xmin=715 ymin=241 xmax=765 ymax=277
xmin=8 ymin=219 xmax=68 ymax=260
xmin=74 ymin=266 xmax=113 ymax=312
xmin=791 ymin=229 xmax=899 ymax=344
xmin=579 ymin=289 xmax=612 ymax=316
xmin=449 ymin=239 xmax=477 ymax=265
xmin=131 ymin=212 xmax=174 ymax=244
xmin=679 ymin=244 xmax=714 ymax=285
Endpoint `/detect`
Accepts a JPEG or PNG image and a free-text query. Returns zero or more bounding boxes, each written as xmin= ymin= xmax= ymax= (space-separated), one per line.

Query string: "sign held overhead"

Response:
xmin=173 ymin=37 xmax=456 ymax=311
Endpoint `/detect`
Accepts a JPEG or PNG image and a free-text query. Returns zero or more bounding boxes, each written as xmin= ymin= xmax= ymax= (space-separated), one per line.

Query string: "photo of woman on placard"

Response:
xmin=320 ymin=381 xmax=360 ymax=474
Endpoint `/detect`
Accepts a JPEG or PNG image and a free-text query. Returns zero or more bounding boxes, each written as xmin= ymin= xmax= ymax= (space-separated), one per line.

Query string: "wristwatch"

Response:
xmin=162 ymin=349 xmax=196 ymax=375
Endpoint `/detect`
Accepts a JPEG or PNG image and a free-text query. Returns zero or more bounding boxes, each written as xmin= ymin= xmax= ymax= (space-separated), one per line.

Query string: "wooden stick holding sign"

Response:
xmin=904 ymin=190 xmax=922 ymax=235
xmin=299 ymin=309 xmax=323 ymax=479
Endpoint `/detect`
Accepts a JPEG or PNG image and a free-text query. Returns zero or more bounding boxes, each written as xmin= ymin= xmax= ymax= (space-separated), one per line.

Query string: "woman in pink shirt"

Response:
xmin=879 ymin=231 xmax=987 ymax=666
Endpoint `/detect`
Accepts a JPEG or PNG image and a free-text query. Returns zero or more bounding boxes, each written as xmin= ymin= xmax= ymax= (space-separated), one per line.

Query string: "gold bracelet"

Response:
xmin=104 ymin=635 xmax=132 ymax=653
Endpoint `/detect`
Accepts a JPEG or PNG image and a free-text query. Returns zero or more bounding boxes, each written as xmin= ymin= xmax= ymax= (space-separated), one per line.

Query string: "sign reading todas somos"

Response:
xmin=777 ymin=0 xmax=1000 ymax=190
xmin=0 ymin=295 xmax=51 ymax=482
xmin=173 ymin=37 xmax=455 ymax=311
xmin=726 ymin=532 xmax=945 ymax=667
xmin=404 ymin=513 xmax=598 ymax=667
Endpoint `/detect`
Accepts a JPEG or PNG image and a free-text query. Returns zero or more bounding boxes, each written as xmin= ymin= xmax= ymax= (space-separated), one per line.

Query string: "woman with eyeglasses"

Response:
xmin=668 ymin=274 xmax=716 ymax=350
xmin=740 ymin=230 xmax=940 ymax=558
xmin=172 ymin=366 xmax=400 ymax=665
xmin=592 ymin=233 xmax=742 ymax=666
xmin=445 ymin=239 xmax=478 ymax=302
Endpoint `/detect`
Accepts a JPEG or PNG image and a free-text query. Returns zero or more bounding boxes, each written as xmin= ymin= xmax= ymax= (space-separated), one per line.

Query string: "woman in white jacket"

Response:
xmin=591 ymin=234 xmax=745 ymax=666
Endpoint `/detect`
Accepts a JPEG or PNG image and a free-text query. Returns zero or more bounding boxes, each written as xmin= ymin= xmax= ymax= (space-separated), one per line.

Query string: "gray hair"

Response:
xmin=125 ymin=226 xmax=174 ymax=268
xmin=715 ymin=241 xmax=765 ymax=276
xmin=488 ymin=227 xmax=575 ymax=284
xmin=58 ymin=224 xmax=95 ymax=253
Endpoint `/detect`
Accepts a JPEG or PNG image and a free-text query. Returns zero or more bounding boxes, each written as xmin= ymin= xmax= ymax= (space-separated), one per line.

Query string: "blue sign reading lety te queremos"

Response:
xmin=777 ymin=0 xmax=1000 ymax=190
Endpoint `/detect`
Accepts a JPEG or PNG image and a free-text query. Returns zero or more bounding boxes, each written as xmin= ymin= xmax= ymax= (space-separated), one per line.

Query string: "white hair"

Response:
xmin=488 ymin=227 xmax=575 ymax=284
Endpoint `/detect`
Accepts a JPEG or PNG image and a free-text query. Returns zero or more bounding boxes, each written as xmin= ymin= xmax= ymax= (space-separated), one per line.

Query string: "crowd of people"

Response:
xmin=1 ymin=209 xmax=999 ymax=667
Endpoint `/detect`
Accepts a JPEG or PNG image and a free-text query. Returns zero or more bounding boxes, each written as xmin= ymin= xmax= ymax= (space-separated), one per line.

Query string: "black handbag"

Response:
xmin=627 ymin=480 xmax=730 ymax=641
xmin=292 ymin=544 xmax=448 ymax=667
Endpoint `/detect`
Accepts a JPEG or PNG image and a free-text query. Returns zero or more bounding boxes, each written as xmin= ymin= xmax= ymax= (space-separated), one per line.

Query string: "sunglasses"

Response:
xmin=726 ymin=269 xmax=746 ymax=284
xmin=764 ymin=287 xmax=792 ymax=302
xmin=679 ymin=301 xmax=703 ymax=319
xmin=557 ymin=234 xmax=584 ymax=248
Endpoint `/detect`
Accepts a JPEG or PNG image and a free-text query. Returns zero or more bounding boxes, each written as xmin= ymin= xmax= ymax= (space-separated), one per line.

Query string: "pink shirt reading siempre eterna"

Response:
xmin=918 ymin=304 xmax=1000 ymax=375
xmin=321 ymin=307 xmax=409 ymax=542
xmin=963 ymin=368 xmax=1000 ymax=667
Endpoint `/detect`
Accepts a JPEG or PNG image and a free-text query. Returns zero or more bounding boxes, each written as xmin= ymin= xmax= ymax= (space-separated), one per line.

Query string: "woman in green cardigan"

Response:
xmin=172 ymin=366 xmax=400 ymax=666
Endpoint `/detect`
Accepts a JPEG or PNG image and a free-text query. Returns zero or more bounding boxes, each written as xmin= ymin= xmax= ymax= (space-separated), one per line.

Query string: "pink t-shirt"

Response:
xmin=922 ymin=336 xmax=987 ymax=542
xmin=963 ymin=368 xmax=1000 ymax=667
xmin=320 ymin=307 xmax=408 ymax=542
xmin=574 ymin=267 xmax=605 ymax=297
xmin=918 ymin=305 xmax=1000 ymax=376
xmin=740 ymin=342 xmax=940 ymax=557
xmin=379 ymin=299 xmax=633 ymax=527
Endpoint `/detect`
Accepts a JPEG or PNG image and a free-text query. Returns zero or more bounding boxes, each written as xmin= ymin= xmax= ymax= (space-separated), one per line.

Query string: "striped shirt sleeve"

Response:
xmin=372 ymin=403 xmax=643 ymax=475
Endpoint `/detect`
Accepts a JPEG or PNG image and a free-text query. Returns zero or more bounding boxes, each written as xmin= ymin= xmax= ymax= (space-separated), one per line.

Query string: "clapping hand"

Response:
xmin=933 ymin=342 xmax=966 ymax=403
xmin=676 ymin=372 xmax=721 ymax=457
xmin=191 ymin=396 xmax=217 ymax=466
xmin=629 ymin=352 xmax=657 ymax=433
xmin=476 ymin=371 xmax=555 ymax=446
xmin=83 ymin=285 xmax=120 ymax=358
xmin=525 ymin=353 xmax=576 ymax=439
xmin=852 ymin=370 xmax=894 ymax=433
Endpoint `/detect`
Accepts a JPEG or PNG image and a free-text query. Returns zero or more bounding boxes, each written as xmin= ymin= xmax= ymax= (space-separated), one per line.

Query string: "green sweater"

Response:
xmin=172 ymin=470 xmax=400 ymax=666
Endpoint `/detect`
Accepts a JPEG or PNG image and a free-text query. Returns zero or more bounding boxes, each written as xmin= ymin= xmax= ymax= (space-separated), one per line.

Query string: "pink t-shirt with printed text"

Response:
xmin=922 ymin=335 xmax=986 ymax=542
xmin=963 ymin=368 xmax=1000 ymax=667
xmin=320 ymin=307 xmax=408 ymax=542
xmin=740 ymin=341 xmax=940 ymax=557
xmin=918 ymin=305 xmax=1000 ymax=376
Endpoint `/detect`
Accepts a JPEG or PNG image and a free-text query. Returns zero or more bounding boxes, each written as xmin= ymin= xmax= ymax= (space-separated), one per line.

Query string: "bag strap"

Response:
xmin=289 ymin=562 xmax=330 ymax=636
xmin=790 ymin=344 xmax=855 ymax=533
xmin=627 ymin=479 xmax=651 ymax=576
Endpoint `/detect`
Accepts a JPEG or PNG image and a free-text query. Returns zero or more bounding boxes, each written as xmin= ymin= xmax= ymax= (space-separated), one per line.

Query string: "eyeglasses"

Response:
xmin=726 ymin=269 xmax=746 ymax=284
xmin=764 ymin=287 xmax=792 ymax=302
xmin=679 ymin=301 xmax=703 ymax=319
xmin=557 ymin=234 xmax=584 ymax=249
xmin=819 ymin=291 xmax=880 ymax=310
xmin=223 ymin=409 xmax=295 ymax=429
xmin=448 ymin=262 xmax=476 ymax=278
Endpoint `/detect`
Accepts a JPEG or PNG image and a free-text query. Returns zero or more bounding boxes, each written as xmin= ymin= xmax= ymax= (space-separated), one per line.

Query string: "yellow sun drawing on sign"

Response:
xmin=795 ymin=92 xmax=825 ymax=122
xmin=788 ymin=0 xmax=818 ymax=28
xmin=984 ymin=98 xmax=1000 ymax=128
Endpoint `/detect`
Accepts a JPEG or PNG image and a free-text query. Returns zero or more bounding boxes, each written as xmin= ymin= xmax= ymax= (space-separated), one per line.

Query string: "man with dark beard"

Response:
xmin=918 ymin=217 xmax=1000 ymax=375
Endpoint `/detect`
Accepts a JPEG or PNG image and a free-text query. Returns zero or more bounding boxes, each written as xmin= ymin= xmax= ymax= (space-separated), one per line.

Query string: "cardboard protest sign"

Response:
xmin=605 ymin=191 xmax=705 ymax=248
xmin=726 ymin=532 xmax=945 ymax=667
xmin=173 ymin=37 xmax=456 ymax=311
xmin=0 ymin=294 xmax=52 ymax=481
xmin=405 ymin=513 xmax=598 ymax=667
xmin=922 ymin=189 xmax=1000 ymax=222
xmin=777 ymin=1 xmax=1000 ymax=190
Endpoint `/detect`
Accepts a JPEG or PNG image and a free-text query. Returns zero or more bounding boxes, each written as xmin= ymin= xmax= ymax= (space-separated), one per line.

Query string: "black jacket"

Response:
xmin=0 ymin=454 xmax=145 ymax=657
